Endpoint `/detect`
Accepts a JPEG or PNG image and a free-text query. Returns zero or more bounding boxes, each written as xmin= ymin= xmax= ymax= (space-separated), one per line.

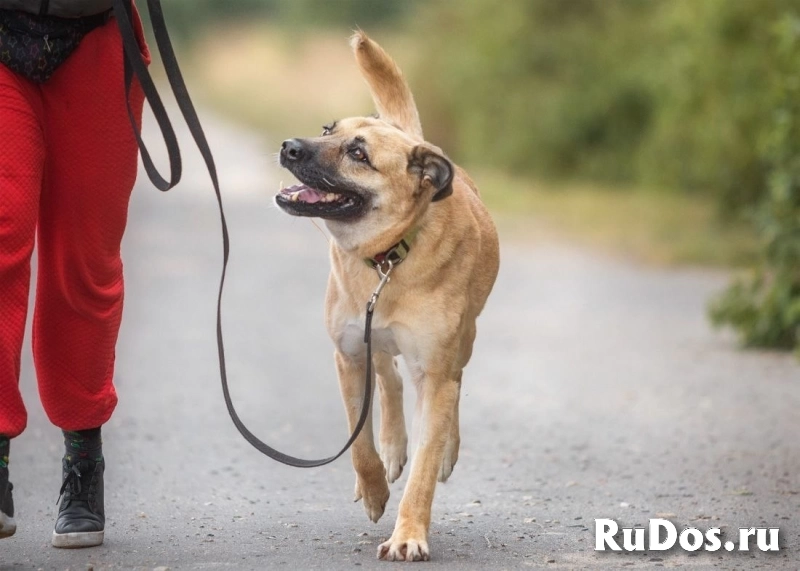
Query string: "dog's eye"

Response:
xmin=322 ymin=123 xmax=335 ymax=136
xmin=349 ymin=147 xmax=368 ymax=162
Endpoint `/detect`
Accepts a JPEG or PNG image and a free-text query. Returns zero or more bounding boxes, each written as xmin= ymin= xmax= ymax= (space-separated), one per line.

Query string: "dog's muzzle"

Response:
xmin=275 ymin=138 xmax=368 ymax=220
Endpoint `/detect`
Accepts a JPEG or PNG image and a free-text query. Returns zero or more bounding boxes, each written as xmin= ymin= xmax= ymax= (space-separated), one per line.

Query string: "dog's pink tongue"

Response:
xmin=281 ymin=183 xmax=322 ymax=203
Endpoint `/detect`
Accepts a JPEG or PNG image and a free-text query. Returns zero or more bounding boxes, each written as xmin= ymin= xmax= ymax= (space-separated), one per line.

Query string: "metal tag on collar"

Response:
xmin=367 ymin=237 xmax=410 ymax=270
xmin=385 ymin=238 xmax=410 ymax=266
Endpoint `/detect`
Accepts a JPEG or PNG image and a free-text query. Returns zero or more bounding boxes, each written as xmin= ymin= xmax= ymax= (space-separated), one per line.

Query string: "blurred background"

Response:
xmin=148 ymin=0 xmax=799 ymax=357
xmin=8 ymin=4 xmax=799 ymax=567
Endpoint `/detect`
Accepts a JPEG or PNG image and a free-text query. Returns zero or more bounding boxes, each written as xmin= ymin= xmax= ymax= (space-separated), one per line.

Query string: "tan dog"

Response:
xmin=275 ymin=31 xmax=499 ymax=562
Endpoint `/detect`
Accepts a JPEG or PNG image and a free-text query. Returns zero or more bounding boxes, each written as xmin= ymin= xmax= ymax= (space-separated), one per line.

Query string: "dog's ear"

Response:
xmin=351 ymin=30 xmax=424 ymax=140
xmin=409 ymin=144 xmax=454 ymax=202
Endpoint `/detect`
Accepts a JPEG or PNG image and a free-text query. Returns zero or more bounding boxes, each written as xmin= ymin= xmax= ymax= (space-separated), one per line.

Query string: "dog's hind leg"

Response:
xmin=438 ymin=326 xmax=475 ymax=483
xmin=375 ymin=352 xmax=408 ymax=483
xmin=335 ymin=350 xmax=390 ymax=523
xmin=438 ymin=372 xmax=461 ymax=483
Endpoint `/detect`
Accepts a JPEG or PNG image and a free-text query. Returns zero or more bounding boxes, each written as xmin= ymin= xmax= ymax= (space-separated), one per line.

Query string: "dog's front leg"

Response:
xmin=375 ymin=352 xmax=408 ymax=483
xmin=378 ymin=370 xmax=459 ymax=561
xmin=334 ymin=350 xmax=390 ymax=523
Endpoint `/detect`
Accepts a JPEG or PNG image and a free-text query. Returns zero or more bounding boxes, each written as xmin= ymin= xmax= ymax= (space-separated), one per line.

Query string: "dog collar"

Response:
xmin=365 ymin=227 xmax=419 ymax=270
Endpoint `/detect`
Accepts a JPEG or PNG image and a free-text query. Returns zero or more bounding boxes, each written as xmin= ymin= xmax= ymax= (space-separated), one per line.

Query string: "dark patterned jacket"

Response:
xmin=0 ymin=0 xmax=113 ymax=18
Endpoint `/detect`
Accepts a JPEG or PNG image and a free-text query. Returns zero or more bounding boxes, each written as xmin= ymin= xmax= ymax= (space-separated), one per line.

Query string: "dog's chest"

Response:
xmin=338 ymin=322 xmax=401 ymax=358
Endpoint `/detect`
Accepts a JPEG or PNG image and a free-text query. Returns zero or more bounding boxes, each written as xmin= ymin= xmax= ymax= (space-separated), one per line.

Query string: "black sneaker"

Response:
xmin=0 ymin=468 xmax=15 ymax=539
xmin=52 ymin=456 xmax=105 ymax=548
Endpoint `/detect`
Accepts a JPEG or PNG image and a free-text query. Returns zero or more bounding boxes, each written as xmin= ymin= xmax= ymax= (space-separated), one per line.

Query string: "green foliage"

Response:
xmin=709 ymin=13 xmax=800 ymax=356
xmin=637 ymin=0 xmax=784 ymax=214
xmin=410 ymin=0 xmax=800 ymax=217
xmin=271 ymin=0 xmax=416 ymax=29
xmin=154 ymin=0 xmax=417 ymax=40
xmin=412 ymin=0 xmax=661 ymax=184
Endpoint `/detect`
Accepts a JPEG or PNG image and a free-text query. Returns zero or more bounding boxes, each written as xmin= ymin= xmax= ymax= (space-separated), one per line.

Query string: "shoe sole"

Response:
xmin=0 ymin=512 xmax=16 ymax=538
xmin=51 ymin=530 xmax=104 ymax=548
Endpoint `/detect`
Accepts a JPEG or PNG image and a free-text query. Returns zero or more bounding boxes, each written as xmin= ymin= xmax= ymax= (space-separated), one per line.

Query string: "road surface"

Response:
xmin=3 ymin=110 xmax=799 ymax=570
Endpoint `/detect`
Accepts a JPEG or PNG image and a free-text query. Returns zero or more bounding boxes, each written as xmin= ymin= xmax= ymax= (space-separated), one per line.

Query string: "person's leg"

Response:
xmin=0 ymin=435 xmax=13 ymax=538
xmin=35 ymin=12 xmax=148 ymax=548
xmin=0 ymin=63 xmax=46 ymax=539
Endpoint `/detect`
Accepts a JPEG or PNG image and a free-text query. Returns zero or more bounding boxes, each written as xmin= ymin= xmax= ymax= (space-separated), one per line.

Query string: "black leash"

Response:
xmin=112 ymin=0 xmax=375 ymax=467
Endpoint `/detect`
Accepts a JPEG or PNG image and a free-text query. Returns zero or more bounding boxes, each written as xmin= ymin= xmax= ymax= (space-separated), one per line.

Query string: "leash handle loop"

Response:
xmin=113 ymin=0 xmax=372 ymax=468
xmin=114 ymin=0 xmax=181 ymax=192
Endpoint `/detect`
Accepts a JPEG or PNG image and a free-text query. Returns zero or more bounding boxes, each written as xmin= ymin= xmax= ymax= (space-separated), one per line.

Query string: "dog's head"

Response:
xmin=275 ymin=32 xmax=453 ymax=253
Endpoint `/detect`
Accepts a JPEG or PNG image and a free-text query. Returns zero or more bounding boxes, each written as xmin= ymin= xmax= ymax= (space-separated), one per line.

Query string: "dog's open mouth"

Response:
xmin=275 ymin=183 xmax=365 ymax=219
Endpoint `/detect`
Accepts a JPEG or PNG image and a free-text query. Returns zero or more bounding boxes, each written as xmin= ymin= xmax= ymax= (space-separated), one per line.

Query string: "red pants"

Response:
xmin=0 ymin=11 xmax=150 ymax=438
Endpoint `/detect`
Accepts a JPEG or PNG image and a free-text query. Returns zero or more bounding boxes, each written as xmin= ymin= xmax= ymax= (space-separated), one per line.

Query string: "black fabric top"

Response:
xmin=0 ymin=0 xmax=113 ymax=17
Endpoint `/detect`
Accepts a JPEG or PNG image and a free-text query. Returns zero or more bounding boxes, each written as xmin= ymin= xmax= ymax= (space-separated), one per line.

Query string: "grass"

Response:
xmin=179 ymin=22 xmax=758 ymax=268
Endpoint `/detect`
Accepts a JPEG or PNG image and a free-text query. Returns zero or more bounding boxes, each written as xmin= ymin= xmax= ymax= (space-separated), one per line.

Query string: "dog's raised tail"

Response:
xmin=351 ymin=31 xmax=423 ymax=140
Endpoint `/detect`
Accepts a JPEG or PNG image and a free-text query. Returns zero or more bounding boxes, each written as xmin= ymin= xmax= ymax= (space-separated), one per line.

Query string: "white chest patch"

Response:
xmin=338 ymin=322 xmax=401 ymax=358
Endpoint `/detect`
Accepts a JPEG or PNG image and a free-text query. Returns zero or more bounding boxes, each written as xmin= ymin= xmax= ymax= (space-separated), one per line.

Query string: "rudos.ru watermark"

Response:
xmin=595 ymin=518 xmax=780 ymax=552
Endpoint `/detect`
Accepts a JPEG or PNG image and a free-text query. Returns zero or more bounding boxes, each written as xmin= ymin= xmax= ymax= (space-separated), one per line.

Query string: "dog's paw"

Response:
xmin=380 ymin=434 xmax=408 ymax=483
xmin=354 ymin=475 xmax=390 ymax=523
xmin=438 ymin=436 xmax=459 ymax=483
xmin=377 ymin=531 xmax=430 ymax=562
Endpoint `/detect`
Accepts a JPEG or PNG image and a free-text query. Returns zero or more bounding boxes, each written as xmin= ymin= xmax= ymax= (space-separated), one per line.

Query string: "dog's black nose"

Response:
xmin=281 ymin=139 xmax=305 ymax=162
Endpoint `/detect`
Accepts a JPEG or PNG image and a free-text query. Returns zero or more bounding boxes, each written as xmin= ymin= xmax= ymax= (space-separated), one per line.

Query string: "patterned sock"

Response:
xmin=63 ymin=427 xmax=103 ymax=463
xmin=0 ymin=435 xmax=8 ymax=469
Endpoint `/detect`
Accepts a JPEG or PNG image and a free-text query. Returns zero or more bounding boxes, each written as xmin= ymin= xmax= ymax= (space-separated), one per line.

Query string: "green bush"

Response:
xmin=636 ymin=0 xmax=784 ymax=215
xmin=153 ymin=0 xmax=417 ymax=40
xmin=411 ymin=0 xmax=661 ymax=184
xmin=709 ymin=13 xmax=800 ymax=357
xmin=411 ymin=0 xmax=800 ymax=217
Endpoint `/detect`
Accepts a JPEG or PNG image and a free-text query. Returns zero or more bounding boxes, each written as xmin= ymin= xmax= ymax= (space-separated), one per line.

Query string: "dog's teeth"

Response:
xmin=290 ymin=192 xmax=300 ymax=202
